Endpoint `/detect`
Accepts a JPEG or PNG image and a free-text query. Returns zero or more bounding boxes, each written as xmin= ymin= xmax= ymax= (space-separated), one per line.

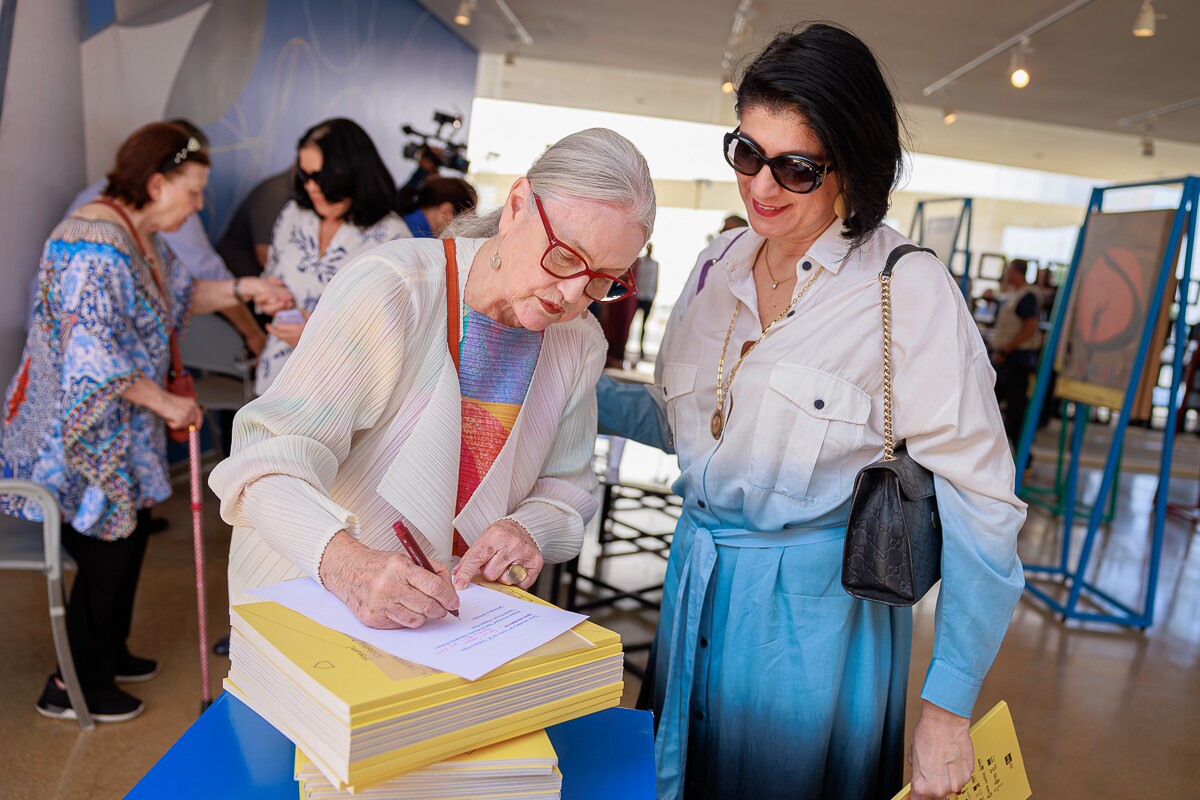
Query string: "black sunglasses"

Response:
xmin=296 ymin=165 xmax=322 ymax=185
xmin=722 ymin=131 xmax=833 ymax=194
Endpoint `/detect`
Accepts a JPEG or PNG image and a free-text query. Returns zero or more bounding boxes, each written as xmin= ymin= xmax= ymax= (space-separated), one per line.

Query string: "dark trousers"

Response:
xmin=59 ymin=517 xmax=151 ymax=690
xmin=995 ymin=351 xmax=1038 ymax=446
xmin=633 ymin=299 xmax=654 ymax=356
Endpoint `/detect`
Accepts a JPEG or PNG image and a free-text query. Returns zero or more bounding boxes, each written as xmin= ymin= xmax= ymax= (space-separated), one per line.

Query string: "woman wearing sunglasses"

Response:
xmin=211 ymin=128 xmax=652 ymax=630
xmin=597 ymin=24 xmax=1024 ymax=800
xmin=256 ymin=118 xmax=412 ymax=394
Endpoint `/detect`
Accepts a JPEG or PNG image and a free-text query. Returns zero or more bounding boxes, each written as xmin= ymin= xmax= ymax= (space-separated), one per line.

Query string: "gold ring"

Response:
xmin=506 ymin=563 xmax=528 ymax=584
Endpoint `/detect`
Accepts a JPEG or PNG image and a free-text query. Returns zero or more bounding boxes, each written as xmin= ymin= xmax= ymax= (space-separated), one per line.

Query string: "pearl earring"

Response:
xmin=490 ymin=250 xmax=502 ymax=270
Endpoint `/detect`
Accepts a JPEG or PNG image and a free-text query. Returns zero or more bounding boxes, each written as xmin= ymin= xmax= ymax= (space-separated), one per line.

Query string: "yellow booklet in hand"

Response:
xmin=892 ymin=701 xmax=1031 ymax=800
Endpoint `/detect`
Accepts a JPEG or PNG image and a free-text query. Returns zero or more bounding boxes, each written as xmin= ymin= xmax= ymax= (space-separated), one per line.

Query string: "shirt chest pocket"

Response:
xmin=661 ymin=363 xmax=698 ymax=461
xmin=748 ymin=365 xmax=872 ymax=503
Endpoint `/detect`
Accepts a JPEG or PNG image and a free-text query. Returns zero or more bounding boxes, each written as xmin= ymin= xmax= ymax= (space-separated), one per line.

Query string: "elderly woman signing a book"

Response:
xmin=211 ymin=129 xmax=653 ymax=627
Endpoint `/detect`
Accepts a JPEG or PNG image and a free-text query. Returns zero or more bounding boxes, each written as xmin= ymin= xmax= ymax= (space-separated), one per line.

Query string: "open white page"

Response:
xmin=248 ymin=578 xmax=588 ymax=681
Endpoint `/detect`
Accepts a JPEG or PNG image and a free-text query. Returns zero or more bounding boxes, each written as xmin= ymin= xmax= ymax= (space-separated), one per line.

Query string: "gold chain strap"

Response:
xmin=711 ymin=266 xmax=824 ymax=438
xmin=879 ymin=270 xmax=895 ymax=461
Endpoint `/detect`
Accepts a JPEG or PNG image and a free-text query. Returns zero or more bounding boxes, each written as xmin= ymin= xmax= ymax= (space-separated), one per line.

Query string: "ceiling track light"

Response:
xmin=453 ymin=0 xmax=534 ymax=45
xmin=938 ymin=85 xmax=958 ymax=125
xmin=1141 ymin=131 xmax=1155 ymax=158
xmin=923 ymin=0 xmax=1096 ymax=98
xmin=1009 ymin=40 xmax=1032 ymax=89
xmin=1117 ymin=95 xmax=1200 ymax=129
xmin=453 ymin=0 xmax=475 ymax=26
xmin=1132 ymin=0 xmax=1164 ymax=37
xmin=492 ymin=0 xmax=534 ymax=46
xmin=717 ymin=1 xmax=754 ymax=94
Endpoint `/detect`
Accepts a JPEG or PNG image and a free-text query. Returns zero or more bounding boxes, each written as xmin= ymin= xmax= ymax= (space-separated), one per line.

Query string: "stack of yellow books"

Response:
xmin=224 ymin=585 xmax=623 ymax=793
xmin=295 ymin=729 xmax=562 ymax=800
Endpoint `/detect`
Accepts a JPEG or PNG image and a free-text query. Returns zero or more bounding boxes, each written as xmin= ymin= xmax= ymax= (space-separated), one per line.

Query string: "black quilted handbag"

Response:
xmin=842 ymin=245 xmax=942 ymax=606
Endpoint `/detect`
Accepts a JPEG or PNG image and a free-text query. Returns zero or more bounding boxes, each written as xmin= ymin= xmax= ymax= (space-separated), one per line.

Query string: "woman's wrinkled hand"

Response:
xmin=246 ymin=276 xmax=295 ymax=315
xmin=318 ymin=531 xmax=459 ymax=628
xmin=159 ymin=391 xmax=203 ymax=431
xmin=453 ymin=519 xmax=543 ymax=591
xmin=908 ymin=700 xmax=974 ymax=800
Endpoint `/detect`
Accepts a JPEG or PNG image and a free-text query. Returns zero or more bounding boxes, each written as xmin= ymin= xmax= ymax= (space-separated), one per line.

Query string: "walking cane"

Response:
xmin=188 ymin=425 xmax=212 ymax=713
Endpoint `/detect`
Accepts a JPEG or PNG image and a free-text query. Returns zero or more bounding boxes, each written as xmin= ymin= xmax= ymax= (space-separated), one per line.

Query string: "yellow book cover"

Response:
xmin=892 ymin=701 xmax=1032 ymax=800
xmin=228 ymin=587 xmax=621 ymax=719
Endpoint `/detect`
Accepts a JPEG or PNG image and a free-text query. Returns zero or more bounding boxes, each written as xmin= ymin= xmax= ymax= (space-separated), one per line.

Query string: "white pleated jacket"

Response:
xmin=209 ymin=237 xmax=605 ymax=607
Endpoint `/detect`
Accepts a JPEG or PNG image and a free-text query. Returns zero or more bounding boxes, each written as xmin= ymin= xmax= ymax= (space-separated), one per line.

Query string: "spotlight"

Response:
xmin=942 ymin=106 xmax=958 ymax=126
xmin=721 ymin=74 xmax=735 ymax=95
xmin=1009 ymin=39 xmax=1032 ymax=88
xmin=1132 ymin=0 xmax=1159 ymax=37
xmin=453 ymin=0 xmax=475 ymax=26
xmin=1141 ymin=134 xmax=1155 ymax=158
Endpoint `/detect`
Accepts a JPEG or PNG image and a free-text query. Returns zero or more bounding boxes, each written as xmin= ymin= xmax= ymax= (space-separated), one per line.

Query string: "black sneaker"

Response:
xmin=35 ymin=676 xmax=144 ymax=723
xmin=115 ymin=654 xmax=159 ymax=683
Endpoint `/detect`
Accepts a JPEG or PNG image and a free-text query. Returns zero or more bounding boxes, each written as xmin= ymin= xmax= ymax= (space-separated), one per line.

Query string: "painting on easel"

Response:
xmin=1054 ymin=209 xmax=1179 ymax=409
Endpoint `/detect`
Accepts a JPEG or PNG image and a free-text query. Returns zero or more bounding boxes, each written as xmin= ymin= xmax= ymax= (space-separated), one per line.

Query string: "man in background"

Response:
xmin=216 ymin=169 xmax=293 ymax=278
xmin=721 ymin=214 xmax=748 ymax=232
xmin=992 ymin=258 xmax=1043 ymax=447
xmin=631 ymin=243 xmax=659 ymax=360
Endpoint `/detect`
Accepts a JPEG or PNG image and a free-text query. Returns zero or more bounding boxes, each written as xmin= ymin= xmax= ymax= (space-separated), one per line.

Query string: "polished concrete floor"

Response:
xmin=1 ymin=432 xmax=1198 ymax=799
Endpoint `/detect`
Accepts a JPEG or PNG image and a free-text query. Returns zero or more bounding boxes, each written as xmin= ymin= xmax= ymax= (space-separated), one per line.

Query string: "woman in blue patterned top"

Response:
xmin=0 ymin=122 xmax=292 ymax=723
xmin=256 ymin=118 xmax=412 ymax=394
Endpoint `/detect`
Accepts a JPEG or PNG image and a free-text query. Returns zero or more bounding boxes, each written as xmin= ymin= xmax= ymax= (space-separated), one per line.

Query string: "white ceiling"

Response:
xmin=419 ymin=0 xmax=1200 ymax=146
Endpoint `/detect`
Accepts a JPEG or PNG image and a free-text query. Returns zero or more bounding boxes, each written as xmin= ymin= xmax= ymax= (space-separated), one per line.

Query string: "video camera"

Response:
xmin=402 ymin=110 xmax=469 ymax=173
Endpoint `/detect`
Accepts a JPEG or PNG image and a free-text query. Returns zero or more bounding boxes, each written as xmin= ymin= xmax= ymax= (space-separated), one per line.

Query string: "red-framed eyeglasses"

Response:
xmin=533 ymin=193 xmax=637 ymax=303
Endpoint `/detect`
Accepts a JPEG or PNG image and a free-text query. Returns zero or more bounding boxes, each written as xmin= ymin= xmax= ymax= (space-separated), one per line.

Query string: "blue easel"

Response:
xmin=909 ymin=197 xmax=973 ymax=296
xmin=1015 ymin=175 xmax=1199 ymax=629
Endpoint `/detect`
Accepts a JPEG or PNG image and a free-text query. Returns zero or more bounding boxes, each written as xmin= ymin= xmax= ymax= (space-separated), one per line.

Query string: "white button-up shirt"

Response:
xmin=599 ymin=220 xmax=1025 ymax=716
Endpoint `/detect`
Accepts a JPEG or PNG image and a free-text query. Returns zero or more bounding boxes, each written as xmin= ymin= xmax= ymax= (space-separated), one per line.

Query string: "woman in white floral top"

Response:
xmin=257 ymin=118 xmax=411 ymax=393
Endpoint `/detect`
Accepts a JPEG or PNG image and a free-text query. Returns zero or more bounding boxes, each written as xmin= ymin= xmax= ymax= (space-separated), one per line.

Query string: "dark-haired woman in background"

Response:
xmin=598 ymin=24 xmax=1024 ymax=800
xmin=256 ymin=118 xmax=411 ymax=393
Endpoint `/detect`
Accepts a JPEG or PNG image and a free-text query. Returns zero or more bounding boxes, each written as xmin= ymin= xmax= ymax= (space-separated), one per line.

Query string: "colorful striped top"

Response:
xmin=451 ymin=307 xmax=544 ymax=554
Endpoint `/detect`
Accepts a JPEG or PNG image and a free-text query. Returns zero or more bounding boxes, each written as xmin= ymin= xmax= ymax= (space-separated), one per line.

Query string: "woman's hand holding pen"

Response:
xmin=453 ymin=519 xmax=543 ymax=591
xmin=318 ymin=531 xmax=460 ymax=629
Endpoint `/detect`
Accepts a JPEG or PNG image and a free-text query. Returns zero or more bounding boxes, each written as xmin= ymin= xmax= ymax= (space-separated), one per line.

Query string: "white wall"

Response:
xmin=0 ymin=0 xmax=85 ymax=380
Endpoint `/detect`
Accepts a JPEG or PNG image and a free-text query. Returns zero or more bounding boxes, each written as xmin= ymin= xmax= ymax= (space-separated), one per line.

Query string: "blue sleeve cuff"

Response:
xmin=920 ymin=657 xmax=983 ymax=718
xmin=596 ymin=375 xmax=673 ymax=453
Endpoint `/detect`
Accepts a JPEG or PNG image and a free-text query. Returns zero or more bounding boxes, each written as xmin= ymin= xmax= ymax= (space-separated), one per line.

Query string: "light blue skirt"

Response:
xmin=648 ymin=512 xmax=912 ymax=800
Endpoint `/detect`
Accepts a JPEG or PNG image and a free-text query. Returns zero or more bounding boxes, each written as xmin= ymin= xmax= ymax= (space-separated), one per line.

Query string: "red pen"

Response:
xmin=393 ymin=521 xmax=460 ymax=618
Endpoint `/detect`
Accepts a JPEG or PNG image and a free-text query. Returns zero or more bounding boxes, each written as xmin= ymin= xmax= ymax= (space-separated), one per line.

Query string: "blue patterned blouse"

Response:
xmin=0 ymin=217 xmax=194 ymax=540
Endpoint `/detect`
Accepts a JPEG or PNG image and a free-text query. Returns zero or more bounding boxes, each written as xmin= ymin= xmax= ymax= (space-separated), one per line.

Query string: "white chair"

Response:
xmin=0 ymin=480 xmax=93 ymax=729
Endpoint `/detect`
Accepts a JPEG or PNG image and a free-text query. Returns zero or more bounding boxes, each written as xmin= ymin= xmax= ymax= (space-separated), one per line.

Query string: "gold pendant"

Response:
xmin=710 ymin=407 xmax=724 ymax=439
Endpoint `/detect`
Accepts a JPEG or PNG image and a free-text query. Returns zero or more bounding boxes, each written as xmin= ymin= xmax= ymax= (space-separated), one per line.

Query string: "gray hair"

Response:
xmin=443 ymin=128 xmax=656 ymax=240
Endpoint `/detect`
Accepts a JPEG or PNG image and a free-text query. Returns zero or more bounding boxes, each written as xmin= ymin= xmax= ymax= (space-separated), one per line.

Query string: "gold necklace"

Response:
xmin=710 ymin=266 xmax=824 ymax=439
xmin=762 ymin=241 xmax=798 ymax=290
